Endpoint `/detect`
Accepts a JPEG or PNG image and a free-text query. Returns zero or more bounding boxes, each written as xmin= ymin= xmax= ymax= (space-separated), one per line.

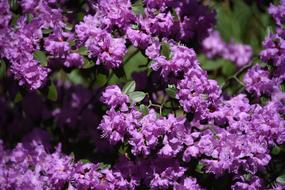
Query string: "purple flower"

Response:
xmin=159 ymin=114 xmax=186 ymax=157
xmin=177 ymin=68 xmax=221 ymax=119
xmin=0 ymin=0 xmax=11 ymax=28
xmin=129 ymin=109 xmax=164 ymax=156
xmin=97 ymin=0 xmax=135 ymax=28
xmin=10 ymin=57 xmax=50 ymax=90
xmin=198 ymin=130 xmax=271 ymax=175
xmin=126 ymin=27 xmax=152 ymax=49
xmin=173 ymin=177 xmax=203 ymax=190
xmin=202 ymin=31 xmax=225 ymax=58
xmin=151 ymin=44 xmax=199 ymax=78
xmin=64 ymin=53 xmax=84 ymax=68
xmin=268 ymin=0 xmax=285 ymax=26
xmin=244 ymin=64 xmax=277 ymax=96
xmin=98 ymin=109 xmax=138 ymax=144
xmin=203 ymin=31 xmax=252 ymax=67
xmin=44 ymin=38 xmax=70 ymax=57
xmin=85 ymin=31 xmax=127 ymax=68
xmin=101 ymin=85 xmax=129 ymax=110
xmin=148 ymin=158 xmax=186 ymax=189
xmin=231 ymin=175 xmax=263 ymax=190
xmin=223 ymin=42 xmax=252 ymax=67
xmin=260 ymin=33 xmax=285 ymax=67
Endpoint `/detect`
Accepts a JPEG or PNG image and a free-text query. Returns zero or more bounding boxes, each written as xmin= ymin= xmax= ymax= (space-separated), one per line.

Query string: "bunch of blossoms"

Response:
xmin=153 ymin=43 xmax=221 ymax=120
xmin=75 ymin=0 xmax=134 ymax=68
xmin=0 ymin=4 xmax=50 ymax=90
xmin=244 ymin=0 xmax=285 ymax=98
xmin=202 ymin=31 xmax=253 ymax=67
xmin=140 ymin=0 xmax=216 ymax=43
xmin=260 ymin=0 xmax=285 ymax=80
xmin=0 ymin=136 xmax=135 ymax=189
xmin=1 ymin=0 xmax=285 ymax=189
xmin=0 ymin=0 xmax=85 ymax=90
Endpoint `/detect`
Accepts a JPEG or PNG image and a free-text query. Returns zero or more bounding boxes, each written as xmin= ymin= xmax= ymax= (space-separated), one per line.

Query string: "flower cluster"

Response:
xmin=1 ymin=0 xmax=285 ymax=189
xmin=202 ymin=31 xmax=253 ymax=67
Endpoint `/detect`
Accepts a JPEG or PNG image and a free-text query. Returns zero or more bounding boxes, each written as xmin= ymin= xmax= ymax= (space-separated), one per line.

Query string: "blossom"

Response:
xmin=202 ymin=31 xmax=252 ymax=67
xmin=44 ymin=38 xmax=70 ymax=57
xmin=244 ymin=64 xmax=277 ymax=96
xmin=101 ymin=85 xmax=129 ymax=109
xmin=177 ymin=68 xmax=221 ymax=119
xmin=260 ymin=33 xmax=285 ymax=67
xmin=98 ymin=109 xmax=137 ymax=144
xmin=64 ymin=53 xmax=84 ymax=68
xmin=173 ymin=177 xmax=203 ymax=190
xmin=10 ymin=57 xmax=50 ymax=90
xmin=97 ymin=0 xmax=135 ymax=28
xmin=268 ymin=0 xmax=285 ymax=26
xmin=84 ymin=31 xmax=127 ymax=68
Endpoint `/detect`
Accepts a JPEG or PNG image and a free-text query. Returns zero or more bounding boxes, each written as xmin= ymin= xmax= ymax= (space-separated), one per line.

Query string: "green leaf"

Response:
xmin=68 ymin=69 xmax=85 ymax=85
xmin=69 ymin=40 xmax=76 ymax=47
xmin=222 ymin=61 xmax=236 ymax=77
xmin=77 ymin=46 xmax=88 ymax=56
xmin=123 ymin=81 xmax=136 ymax=94
xmin=65 ymin=23 xmax=73 ymax=31
xmin=271 ymin=146 xmax=281 ymax=155
xmin=80 ymin=159 xmax=91 ymax=164
xmin=42 ymin=28 xmax=53 ymax=35
xmin=27 ymin=13 xmax=33 ymax=23
xmin=9 ymin=0 xmax=19 ymax=11
xmin=199 ymin=55 xmax=223 ymax=71
xmin=128 ymin=91 xmax=146 ymax=103
xmin=99 ymin=162 xmax=111 ymax=170
xmin=160 ymin=42 xmax=171 ymax=59
xmin=165 ymin=85 xmax=177 ymax=99
xmin=33 ymin=51 xmax=48 ymax=66
xmin=11 ymin=13 xmax=20 ymax=27
xmin=276 ymin=174 xmax=285 ymax=184
xmin=123 ymin=48 xmax=148 ymax=79
xmin=132 ymin=0 xmax=144 ymax=15
xmin=131 ymin=24 xmax=139 ymax=30
xmin=0 ymin=60 xmax=6 ymax=79
xmin=195 ymin=162 xmax=204 ymax=174
xmin=171 ymin=8 xmax=179 ymax=22
xmin=47 ymin=83 xmax=58 ymax=101
xmin=82 ymin=58 xmax=95 ymax=69
xmin=138 ymin=104 xmax=149 ymax=115
xmin=95 ymin=73 xmax=107 ymax=87
xmin=14 ymin=92 xmax=23 ymax=103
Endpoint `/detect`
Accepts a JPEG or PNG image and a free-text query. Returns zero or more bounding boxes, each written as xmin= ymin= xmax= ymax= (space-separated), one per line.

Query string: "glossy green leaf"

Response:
xmin=82 ymin=58 xmax=95 ymax=69
xmin=80 ymin=159 xmax=91 ymax=164
xmin=138 ymin=104 xmax=149 ymax=115
xmin=123 ymin=81 xmax=136 ymax=94
xmin=128 ymin=91 xmax=146 ymax=103
xmin=95 ymin=73 xmax=107 ymax=87
xmin=276 ymin=174 xmax=285 ymax=184
xmin=165 ymin=85 xmax=177 ymax=99
xmin=47 ymin=83 xmax=58 ymax=101
xmin=0 ymin=60 xmax=6 ymax=79
xmin=78 ymin=46 xmax=88 ymax=56
xmin=195 ymin=162 xmax=204 ymax=174
xmin=161 ymin=42 xmax=171 ymax=59
xmin=132 ymin=0 xmax=144 ymax=15
xmin=99 ymin=162 xmax=111 ymax=170
xmin=42 ymin=28 xmax=53 ymax=35
xmin=199 ymin=55 xmax=223 ymax=71
xmin=222 ymin=61 xmax=236 ymax=77
xmin=14 ymin=92 xmax=23 ymax=103
xmin=271 ymin=146 xmax=281 ymax=155
xmin=34 ymin=51 xmax=48 ymax=66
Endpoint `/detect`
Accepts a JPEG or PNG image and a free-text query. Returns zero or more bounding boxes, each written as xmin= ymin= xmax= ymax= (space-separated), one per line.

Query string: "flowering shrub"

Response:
xmin=0 ymin=0 xmax=285 ymax=189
